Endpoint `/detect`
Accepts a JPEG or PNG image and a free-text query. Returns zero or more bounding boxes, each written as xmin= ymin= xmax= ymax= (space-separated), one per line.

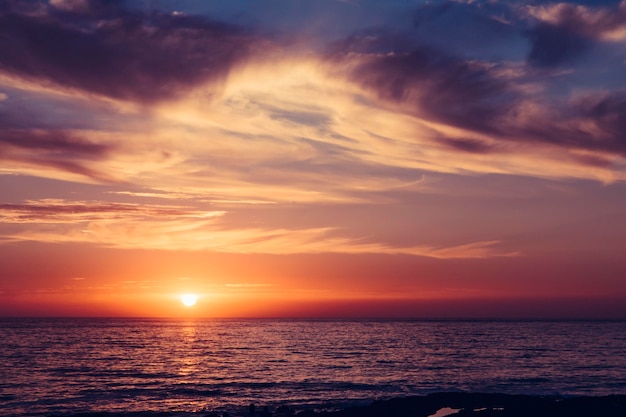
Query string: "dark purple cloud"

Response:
xmin=330 ymin=26 xmax=626 ymax=161
xmin=584 ymin=92 xmax=626 ymax=137
xmin=0 ymin=1 xmax=261 ymax=104
xmin=564 ymin=91 xmax=626 ymax=152
xmin=329 ymin=36 xmax=511 ymax=136
xmin=0 ymin=129 xmax=108 ymax=155
xmin=0 ymin=128 xmax=114 ymax=181
xmin=504 ymin=90 xmax=626 ymax=160
xmin=525 ymin=2 xmax=626 ymax=67
xmin=526 ymin=23 xmax=589 ymax=67
xmin=441 ymin=137 xmax=494 ymax=154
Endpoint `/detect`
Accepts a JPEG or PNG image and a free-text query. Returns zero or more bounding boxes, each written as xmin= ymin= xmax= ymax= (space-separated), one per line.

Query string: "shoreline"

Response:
xmin=311 ymin=392 xmax=626 ymax=417
xmin=38 ymin=393 xmax=626 ymax=417
xmin=224 ymin=393 xmax=626 ymax=417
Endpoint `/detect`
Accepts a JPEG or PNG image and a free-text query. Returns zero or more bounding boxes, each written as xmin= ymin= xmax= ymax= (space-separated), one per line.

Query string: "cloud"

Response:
xmin=324 ymin=22 xmax=626 ymax=170
xmin=328 ymin=36 xmax=512 ymax=137
xmin=0 ymin=128 xmax=117 ymax=181
xmin=327 ymin=44 xmax=484 ymax=140
xmin=0 ymin=198 xmax=514 ymax=258
xmin=526 ymin=23 xmax=589 ymax=67
xmin=0 ymin=198 xmax=224 ymax=224
xmin=526 ymin=1 xmax=626 ymax=41
xmin=0 ymin=1 xmax=624 ymax=265
xmin=525 ymin=1 xmax=626 ymax=67
xmin=501 ymin=90 xmax=626 ymax=160
xmin=0 ymin=1 xmax=266 ymax=104
xmin=0 ymin=128 xmax=108 ymax=155
xmin=49 ymin=0 xmax=102 ymax=14
xmin=0 ymin=1 xmax=625 ymax=206
xmin=580 ymin=91 xmax=626 ymax=142
xmin=106 ymin=190 xmax=196 ymax=200
xmin=417 ymin=240 xmax=519 ymax=260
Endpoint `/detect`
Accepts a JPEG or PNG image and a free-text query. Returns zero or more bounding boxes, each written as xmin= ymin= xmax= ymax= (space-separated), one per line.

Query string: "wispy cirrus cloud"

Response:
xmin=0 ymin=199 xmax=223 ymax=223
xmin=0 ymin=199 xmax=515 ymax=258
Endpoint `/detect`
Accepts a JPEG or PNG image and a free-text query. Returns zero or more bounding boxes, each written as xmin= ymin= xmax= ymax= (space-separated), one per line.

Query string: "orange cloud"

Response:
xmin=0 ymin=199 xmax=515 ymax=258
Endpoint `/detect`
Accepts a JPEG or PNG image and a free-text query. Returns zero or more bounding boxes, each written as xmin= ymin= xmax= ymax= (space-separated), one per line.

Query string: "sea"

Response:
xmin=1 ymin=319 xmax=625 ymax=416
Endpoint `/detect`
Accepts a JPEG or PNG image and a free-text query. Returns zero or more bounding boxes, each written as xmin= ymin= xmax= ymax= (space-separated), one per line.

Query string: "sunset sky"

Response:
xmin=1 ymin=0 xmax=626 ymax=318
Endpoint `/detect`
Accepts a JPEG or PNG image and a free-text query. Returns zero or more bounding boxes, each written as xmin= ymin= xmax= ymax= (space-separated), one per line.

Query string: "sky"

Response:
xmin=1 ymin=0 xmax=626 ymax=318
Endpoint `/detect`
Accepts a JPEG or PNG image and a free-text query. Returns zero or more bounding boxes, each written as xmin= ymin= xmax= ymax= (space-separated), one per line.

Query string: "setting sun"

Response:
xmin=181 ymin=294 xmax=198 ymax=307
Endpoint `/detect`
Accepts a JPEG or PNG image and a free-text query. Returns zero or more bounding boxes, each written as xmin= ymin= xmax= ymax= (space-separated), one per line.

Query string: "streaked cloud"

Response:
xmin=0 ymin=199 xmax=224 ymax=223
xmin=0 ymin=0 xmax=625 ymax=259
xmin=0 ymin=198 xmax=515 ymax=258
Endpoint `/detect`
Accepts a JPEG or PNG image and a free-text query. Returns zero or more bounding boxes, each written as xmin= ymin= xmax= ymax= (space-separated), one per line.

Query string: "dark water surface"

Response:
xmin=1 ymin=319 xmax=625 ymax=416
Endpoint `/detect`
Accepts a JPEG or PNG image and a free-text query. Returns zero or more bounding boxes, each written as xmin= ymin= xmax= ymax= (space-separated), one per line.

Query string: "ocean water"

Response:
xmin=1 ymin=319 xmax=625 ymax=416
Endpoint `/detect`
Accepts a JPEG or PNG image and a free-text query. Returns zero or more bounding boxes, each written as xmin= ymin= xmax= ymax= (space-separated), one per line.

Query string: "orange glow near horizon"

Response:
xmin=1 ymin=260 xmax=626 ymax=319
xmin=1 ymin=239 xmax=626 ymax=318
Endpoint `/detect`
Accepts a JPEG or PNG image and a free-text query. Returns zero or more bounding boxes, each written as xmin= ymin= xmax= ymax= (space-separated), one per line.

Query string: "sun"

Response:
xmin=181 ymin=294 xmax=198 ymax=307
